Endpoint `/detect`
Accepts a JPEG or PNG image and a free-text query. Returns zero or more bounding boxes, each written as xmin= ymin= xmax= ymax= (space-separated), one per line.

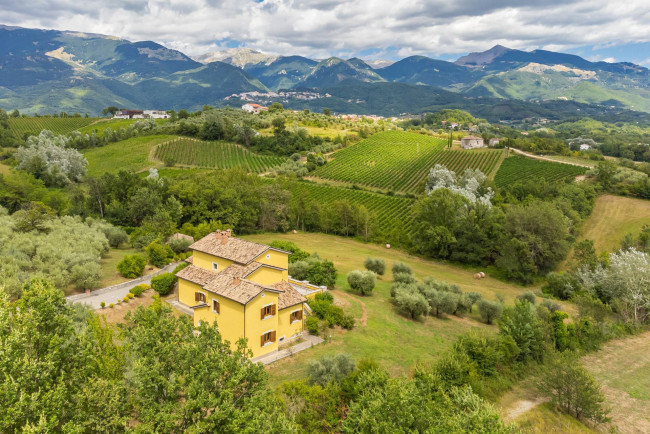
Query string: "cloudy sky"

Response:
xmin=3 ymin=0 xmax=650 ymax=65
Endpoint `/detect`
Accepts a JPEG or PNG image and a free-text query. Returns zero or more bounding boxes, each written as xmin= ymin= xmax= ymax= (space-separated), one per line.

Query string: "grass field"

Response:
xmin=495 ymin=155 xmax=587 ymax=187
xmin=286 ymin=181 xmax=415 ymax=234
xmin=0 ymin=163 xmax=10 ymax=175
xmin=98 ymin=247 xmax=144 ymax=288
xmin=578 ymin=194 xmax=650 ymax=253
xmin=8 ymin=117 xmax=100 ymax=138
xmin=313 ymin=131 xmax=505 ymax=194
xmin=82 ymin=135 xmax=174 ymax=176
xmin=153 ymin=137 xmax=285 ymax=172
xmin=242 ymin=232 xmax=540 ymax=385
xmin=500 ymin=332 xmax=650 ymax=434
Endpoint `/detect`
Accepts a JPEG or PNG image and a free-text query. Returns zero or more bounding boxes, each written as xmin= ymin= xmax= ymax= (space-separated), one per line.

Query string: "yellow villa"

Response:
xmin=176 ymin=230 xmax=308 ymax=359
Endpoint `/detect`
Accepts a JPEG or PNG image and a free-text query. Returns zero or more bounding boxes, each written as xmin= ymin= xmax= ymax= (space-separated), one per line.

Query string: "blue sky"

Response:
xmin=2 ymin=0 xmax=650 ymax=65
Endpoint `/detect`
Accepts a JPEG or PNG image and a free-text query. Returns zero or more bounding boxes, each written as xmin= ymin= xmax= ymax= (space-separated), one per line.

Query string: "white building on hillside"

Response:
xmin=144 ymin=110 xmax=170 ymax=119
xmin=242 ymin=103 xmax=267 ymax=114
xmin=461 ymin=136 xmax=485 ymax=149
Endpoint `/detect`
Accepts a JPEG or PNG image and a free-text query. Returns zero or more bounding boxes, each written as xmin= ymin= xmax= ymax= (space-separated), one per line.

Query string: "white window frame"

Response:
xmin=290 ymin=308 xmax=302 ymax=324
xmin=212 ymin=262 xmax=219 ymax=272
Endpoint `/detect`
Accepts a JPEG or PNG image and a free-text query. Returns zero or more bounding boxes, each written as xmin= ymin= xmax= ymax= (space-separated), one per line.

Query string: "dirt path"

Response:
xmin=505 ymin=397 xmax=549 ymax=422
xmin=334 ymin=290 xmax=368 ymax=326
xmin=510 ymin=148 xmax=592 ymax=168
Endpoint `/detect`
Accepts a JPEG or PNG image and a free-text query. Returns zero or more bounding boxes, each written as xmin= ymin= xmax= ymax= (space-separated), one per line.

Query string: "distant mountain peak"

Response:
xmin=455 ymin=45 xmax=513 ymax=66
xmin=194 ymin=47 xmax=278 ymax=68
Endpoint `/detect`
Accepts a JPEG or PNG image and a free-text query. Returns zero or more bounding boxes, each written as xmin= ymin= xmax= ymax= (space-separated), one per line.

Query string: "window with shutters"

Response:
xmin=212 ymin=299 xmax=220 ymax=314
xmin=261 ymin=330 xmax=276 ymax=347
xmin=290 ymin=310 xmax=303 ymax=323
xmin=194 ymin=292 xmax=206 ymax=303
xmin=260 ymin=304 xmax=276 ymax=319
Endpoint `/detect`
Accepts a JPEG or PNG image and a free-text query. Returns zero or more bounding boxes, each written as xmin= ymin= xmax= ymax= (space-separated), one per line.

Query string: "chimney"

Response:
xmin=233 ymin=276 xmax=241 ymax=285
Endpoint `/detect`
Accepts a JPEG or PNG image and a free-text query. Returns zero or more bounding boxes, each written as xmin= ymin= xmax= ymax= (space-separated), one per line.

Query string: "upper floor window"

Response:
xmin=212 ymin=262 xmax=219 ymax=272
xmin=194 ymin=292 xmax=206 ymax=303
xmin=212 ymin=299 xmax=220 ymax=314
xmin=290 ymin=310 xmax=303 ymax=323
xmin=261 ymin=304 xmax=276 ymax=319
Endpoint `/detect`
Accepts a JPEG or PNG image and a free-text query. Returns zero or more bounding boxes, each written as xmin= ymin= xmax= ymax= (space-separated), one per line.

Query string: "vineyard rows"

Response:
xmin=494 ymin=156 xmax=587 ymax=188
xmin=7 ymin=117 xmax=98 ymax=138
xmin=154 ymin=138 xmax=285 ymax=173
xmin=312 ymin=131 xmax=505 ymax=194
xmin=286 ymin=182 xmax=415 ymax=234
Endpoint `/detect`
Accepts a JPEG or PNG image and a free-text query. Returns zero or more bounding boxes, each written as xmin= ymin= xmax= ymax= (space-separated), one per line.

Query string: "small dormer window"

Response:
xmin=212 ymin=262 xmax=218 ymax=272
xmin=266 ymin=254 xmax=271 ymax=259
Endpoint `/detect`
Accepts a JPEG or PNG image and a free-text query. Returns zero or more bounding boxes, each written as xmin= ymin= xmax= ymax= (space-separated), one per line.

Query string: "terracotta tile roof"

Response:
xmin=273 ymin=281 xmax=307 ymax=309
xmin=203 ymin=272 xmax=282 ymax=305
xmin=189 ymin=231 xmax=270 ymax=264
xmin=175 ymin=265 xmax=218 ymax=286
xmin=185 ymin=255 xmax=193 ymax=264
xmin=220 ymin=262 xmax=263 ymax=278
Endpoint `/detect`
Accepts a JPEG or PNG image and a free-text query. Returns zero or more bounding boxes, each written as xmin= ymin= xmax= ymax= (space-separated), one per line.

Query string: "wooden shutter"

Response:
xmin=271 ymin=304 xmax=276 ymax=315
xmin=271 ymin=331 xmax=276 ymax=342
xmin=261 ymin=334 xmax=265 ymax=346
xmin=213 ymin=299 xmax=220 ymax=314
xmin=297 ymin=310 xmax=303 ymax=320
xmin=261 ymin=307 xmax=265 ymax=319
xmin=195 ymin=292 xmax=200 ymax=302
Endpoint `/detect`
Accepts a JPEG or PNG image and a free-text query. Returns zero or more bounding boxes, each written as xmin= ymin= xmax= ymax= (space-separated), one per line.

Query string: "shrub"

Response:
xmin=310 ymin=296 xmax=354 ymax=329
xmin=392 ymin=262 xmax=412 ymax=275
xmin=540 ymin=299 xmax=561 ymax=313
xmin=130 ymin=283 xmax=149 ymax=297
xmin=315 ymin=291 xmax=334 ymax=303
xmin=117 ymin=299 xmax=122 ymax=304
xmin=308 ymin=354 xmax=356 ymax=386
xmin=127 ymin=292 xmax=134 ymax=299
xmin=364 ymin=257 xmax=386 ymax=275
xmin=145 ymin=241 xmax=175 ymax=268
xmin=478 ymin=300 xmax=504 ymax=325
xmin=543 ymin=272 xmax=579 ymax=300
xmin=70 ymin=263 xmax=101 ymax=290
xmin=347 ymin=270 xmax=376 ymax=296
xmin=465 ymin=292 xmax=483 ymax=313
xmin=393 ymin=272 xmax=416 ymax=285
xmin=117 ymin=254 xmax=147 ymax=278
xmin=289 ymin=260 xmax=309 ymax=280
xmin=394 ymin=287 xmax=429 ymax=320
xmin=306 ymin=316 xmax=320 ymax=335
xmin=517 ymin=291 xmax=537 ymax=304
xmin=168 ymin=237 xmax=192 ymax=254
xmin=538 ymin=353 xmax=610 ymax=424
xmin=100 ymin=301 xmax=105 ymax=309
xmin=109 ymin=303 xmax=114 ymax=308
xmin=173 ymin=262 xmax=189 ymax=274
xmin=440 ymin=292 xmax=460 ymax=315
xmin=105 ymin=226 xmax=129 ymax=248
xmin=306 ymin=259 xmax=337 ymax=287
xmin=151 ymin=273 xmax=177 ymax=295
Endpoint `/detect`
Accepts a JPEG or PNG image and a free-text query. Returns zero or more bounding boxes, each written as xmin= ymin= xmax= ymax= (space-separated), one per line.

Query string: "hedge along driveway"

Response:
xmin=67 ymin=262 xmax=180 ymax=309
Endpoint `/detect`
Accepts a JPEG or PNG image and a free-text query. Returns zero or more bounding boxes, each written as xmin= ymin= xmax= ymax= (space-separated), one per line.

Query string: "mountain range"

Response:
xmin=1 ymin=25 xmax=650 ymax=118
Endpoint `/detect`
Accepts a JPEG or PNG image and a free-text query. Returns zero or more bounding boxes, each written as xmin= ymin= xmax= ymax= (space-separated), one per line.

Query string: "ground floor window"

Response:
xmin=261 ymin=330 xmax=276 ymax=346
xmin=194 ymin=292 xmax=206 ymax=303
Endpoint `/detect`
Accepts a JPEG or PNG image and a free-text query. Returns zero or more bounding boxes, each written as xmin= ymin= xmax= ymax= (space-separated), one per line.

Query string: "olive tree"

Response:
xmin=347 ymin=270 xmax=376 ymax=296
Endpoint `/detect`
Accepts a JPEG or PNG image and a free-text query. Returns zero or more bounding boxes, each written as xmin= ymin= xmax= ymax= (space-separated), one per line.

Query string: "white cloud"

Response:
xmin=2 ymin=0 xmax=650 ymax=59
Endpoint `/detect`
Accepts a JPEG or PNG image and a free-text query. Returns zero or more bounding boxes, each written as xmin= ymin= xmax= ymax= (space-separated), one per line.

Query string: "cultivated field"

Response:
xmin=286 ymin=181 xmax=415 ymax=234
xmin=7 ymin=117 xmax=99 ymax=138
xmin=77 ymin=118 xmax=168 ymax=137
xmin=313 ymin=131 xmax=505 ymax=194
xmin=494 ymin=155 xmax=587 ymax=187
xmin=154 ymin=137 xmax=285 ymax=172
xmin=579 ymin=194 xmax=650 ymax=253
xmin=243 ymin=232 xmax=541 ymax=385
xmin=82 ymin=135 xmax=174 ymax=176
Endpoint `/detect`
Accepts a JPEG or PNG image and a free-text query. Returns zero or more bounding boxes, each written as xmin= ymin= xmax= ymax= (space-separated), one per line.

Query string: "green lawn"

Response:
xmin=98 ymin=247 xmax=143 ymax=288
xmin=83 ymin=135 xmax=173 ymax=176
xmin=243 ymin=232 xmax=546 ymax=385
